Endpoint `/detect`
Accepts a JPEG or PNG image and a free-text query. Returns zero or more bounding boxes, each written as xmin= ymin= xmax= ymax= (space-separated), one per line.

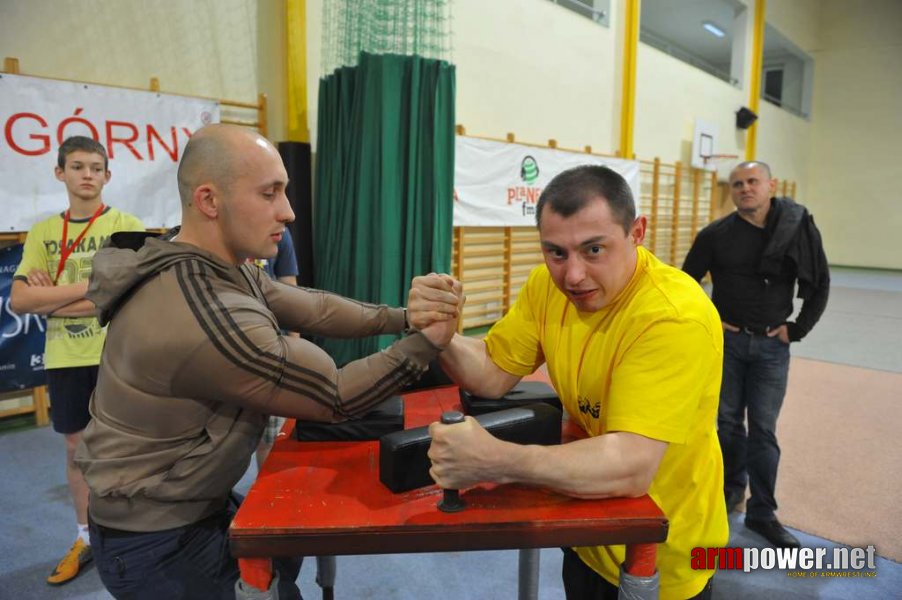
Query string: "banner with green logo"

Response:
xmin=453 ymin=137 xmax=641 ymax=227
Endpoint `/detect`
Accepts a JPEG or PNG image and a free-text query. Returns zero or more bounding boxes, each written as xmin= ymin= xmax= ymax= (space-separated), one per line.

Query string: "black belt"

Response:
xmin=738 ymin=324 xmax=771 ymax=336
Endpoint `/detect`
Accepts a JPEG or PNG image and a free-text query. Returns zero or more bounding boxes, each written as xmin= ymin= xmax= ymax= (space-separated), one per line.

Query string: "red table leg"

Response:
xmin=624 ymin=543 xmax=657 ymax=577
xmin=238 ymin=557 xmax=273 ymax=592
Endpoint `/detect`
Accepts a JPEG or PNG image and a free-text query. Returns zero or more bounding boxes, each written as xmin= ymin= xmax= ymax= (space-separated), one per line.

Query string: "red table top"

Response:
xmin=230 ymin=386 xmax=668 ymax=558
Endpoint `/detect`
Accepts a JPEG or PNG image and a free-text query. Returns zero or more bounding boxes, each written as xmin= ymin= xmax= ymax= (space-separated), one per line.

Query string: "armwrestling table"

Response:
xmin=230 ymin=386 xmax=669 ymax=599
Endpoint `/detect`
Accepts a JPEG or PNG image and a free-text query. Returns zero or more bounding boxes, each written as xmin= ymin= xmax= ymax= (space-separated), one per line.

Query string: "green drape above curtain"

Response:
xmin=314 ymin=52 xmax=455 ymax=366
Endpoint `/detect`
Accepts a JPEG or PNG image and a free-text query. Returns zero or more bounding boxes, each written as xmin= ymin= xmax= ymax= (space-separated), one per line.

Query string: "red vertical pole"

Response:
xmin=238 ymin=557 xmax=273 ymax=592
xmin=624 ymin=543 xmax=657 ymax=577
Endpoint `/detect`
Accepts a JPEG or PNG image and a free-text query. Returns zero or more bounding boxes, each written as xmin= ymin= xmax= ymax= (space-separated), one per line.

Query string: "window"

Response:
xmin=639 ymin=0 xmax=746 ymax=86
xmin=547 ymin=0 xmax=611 ymax=27
xmin=762 ymin=24 xmax=814 ymax=119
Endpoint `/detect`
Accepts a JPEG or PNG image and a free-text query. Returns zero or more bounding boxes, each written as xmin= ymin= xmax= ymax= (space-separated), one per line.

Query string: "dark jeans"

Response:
xmin=718 ymin=330 xmax=791 ymax=520
xmin=561 ymin=548 xmax=712 ymax=599
xmin=89 ymin=496 xmax=302 ymax=599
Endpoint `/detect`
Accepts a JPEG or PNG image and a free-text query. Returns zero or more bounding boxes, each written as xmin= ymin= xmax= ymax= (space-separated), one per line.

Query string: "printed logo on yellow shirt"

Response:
xmin=63 ymin=323 xmax=99 ymax=339
xmin=46 ymin=319 xmax=102 ymax=342
xmin=577 ymin=394 xmax=600 ymax=418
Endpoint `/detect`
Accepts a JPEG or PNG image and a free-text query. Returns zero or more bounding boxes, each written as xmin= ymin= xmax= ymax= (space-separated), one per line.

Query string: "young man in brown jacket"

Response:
xmin=75 ymin=124 xmax=462 ymax=599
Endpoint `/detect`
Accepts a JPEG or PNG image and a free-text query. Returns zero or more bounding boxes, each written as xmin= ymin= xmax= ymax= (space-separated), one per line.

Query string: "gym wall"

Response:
xmin=3 ymin=0 xmax=899 ymax=269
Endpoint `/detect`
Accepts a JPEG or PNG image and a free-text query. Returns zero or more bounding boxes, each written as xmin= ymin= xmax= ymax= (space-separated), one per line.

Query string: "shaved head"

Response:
xmin=732 ymin=160 xmax=772 ymax=180
xmin=177 ymin=124 xmax=266 ymax=206
xmin=173 ymin=123 xmax=292 ymax=265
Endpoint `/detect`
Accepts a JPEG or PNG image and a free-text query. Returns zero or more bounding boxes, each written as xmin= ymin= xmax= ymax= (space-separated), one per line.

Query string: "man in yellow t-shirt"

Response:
xmin=419 ymin=165 xmax=728 ymax=599
xmin=10 ymin=136 xmax=144 ymax=586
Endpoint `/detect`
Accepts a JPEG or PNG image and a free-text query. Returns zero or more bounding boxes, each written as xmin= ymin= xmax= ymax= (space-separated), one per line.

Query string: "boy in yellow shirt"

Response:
xmin=11 ymin=136 xmax=144 ymax=585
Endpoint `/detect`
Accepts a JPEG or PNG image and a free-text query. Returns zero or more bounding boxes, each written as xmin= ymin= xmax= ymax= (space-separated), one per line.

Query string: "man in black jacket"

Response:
xmin=683 ymin=160 xmax=829 ymax=549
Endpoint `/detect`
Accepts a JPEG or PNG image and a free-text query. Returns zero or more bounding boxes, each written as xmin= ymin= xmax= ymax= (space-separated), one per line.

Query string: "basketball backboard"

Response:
xmin=692 ymin=119 xmax=719 ymax=171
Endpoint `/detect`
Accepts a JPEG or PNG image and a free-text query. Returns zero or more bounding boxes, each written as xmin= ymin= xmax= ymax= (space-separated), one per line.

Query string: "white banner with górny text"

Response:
xmin=0 ymin=73 xmax=220 ymax=231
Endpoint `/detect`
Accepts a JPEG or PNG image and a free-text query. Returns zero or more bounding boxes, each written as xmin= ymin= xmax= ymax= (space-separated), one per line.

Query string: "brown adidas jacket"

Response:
xmin=76 ymin=232 xmax=440 ymax=531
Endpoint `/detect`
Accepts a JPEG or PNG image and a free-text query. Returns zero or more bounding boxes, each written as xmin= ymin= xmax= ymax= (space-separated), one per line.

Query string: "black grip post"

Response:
xmin=437 ymin=411 xmax=467 ymax=513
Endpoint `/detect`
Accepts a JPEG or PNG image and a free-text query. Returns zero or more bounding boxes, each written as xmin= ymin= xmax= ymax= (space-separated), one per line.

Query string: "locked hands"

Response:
xmin=407 ymin=273 xmax=465 ymax=349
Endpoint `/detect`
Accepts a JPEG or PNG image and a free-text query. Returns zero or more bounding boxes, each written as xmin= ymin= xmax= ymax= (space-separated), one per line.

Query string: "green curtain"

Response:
xmin=314 ymin=51 xmax=455 ymax=366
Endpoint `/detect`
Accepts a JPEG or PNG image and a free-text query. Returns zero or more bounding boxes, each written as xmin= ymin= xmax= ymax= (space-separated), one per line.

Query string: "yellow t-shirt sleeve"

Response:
xmin=13 ymin=221 xmax=51 ymax=279
xmin=606 ymin=318 xmax=720 ymax=444
xmin=484 ymin=267 xmax=545 ymax=376
xmin=122 ymin=214 xmax=145 ymax=232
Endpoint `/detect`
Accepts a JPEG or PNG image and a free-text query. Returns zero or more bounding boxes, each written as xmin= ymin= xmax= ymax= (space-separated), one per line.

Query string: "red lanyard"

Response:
xmin=55 ymin=203 xmax=105 ymax=284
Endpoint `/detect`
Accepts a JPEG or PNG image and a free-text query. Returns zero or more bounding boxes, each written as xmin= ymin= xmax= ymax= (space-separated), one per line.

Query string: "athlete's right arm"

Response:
xmin=172 ymin=317 xmax=449 ymax=422
xmin=439 ymin=334 xmax=521 ymax=399
xmin=9 ymin=278 xmax=89 ymax=316
xmin=408 ymin=273 xmax=521 ymax=398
